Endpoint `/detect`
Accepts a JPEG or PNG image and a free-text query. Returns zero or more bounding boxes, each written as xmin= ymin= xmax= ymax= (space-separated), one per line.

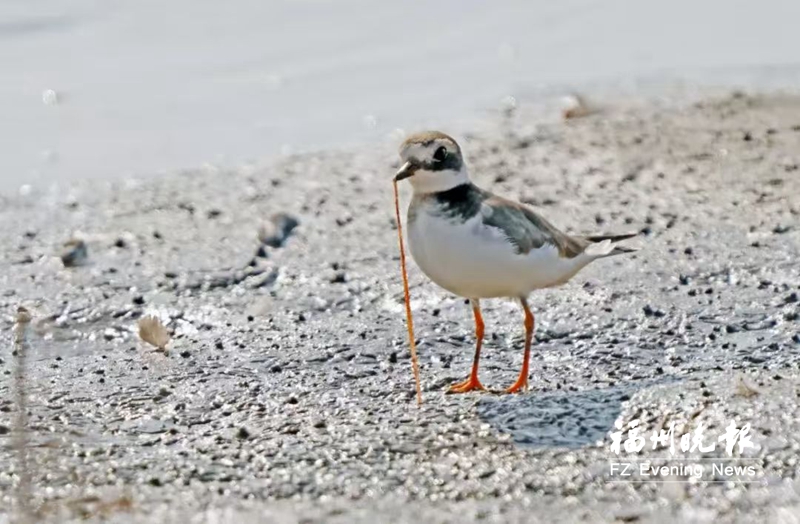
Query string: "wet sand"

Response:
xmin=1 ymin=90 xmax=800 ymax=522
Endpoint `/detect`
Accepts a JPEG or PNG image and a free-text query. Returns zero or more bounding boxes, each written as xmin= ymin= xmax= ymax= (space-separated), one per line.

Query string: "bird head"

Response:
xmin=395 ymin=131 xmax=469 ymax=193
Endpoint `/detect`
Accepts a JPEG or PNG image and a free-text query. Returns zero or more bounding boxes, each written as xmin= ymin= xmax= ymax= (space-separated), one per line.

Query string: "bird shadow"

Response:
xmin=476 ymin=379 xmax=675 ymax=449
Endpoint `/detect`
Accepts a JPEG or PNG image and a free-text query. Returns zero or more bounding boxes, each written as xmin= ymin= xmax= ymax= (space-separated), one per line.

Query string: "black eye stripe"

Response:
xmin=420 ymin=149 xmax=462 ymax=172
xmin=433 ymin=146 xmax=447 ymax=162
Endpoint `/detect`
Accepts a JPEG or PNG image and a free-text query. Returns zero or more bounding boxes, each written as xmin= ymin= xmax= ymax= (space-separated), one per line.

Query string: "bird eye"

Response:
xmin=433 ymin=146 xmax=447 ymax=162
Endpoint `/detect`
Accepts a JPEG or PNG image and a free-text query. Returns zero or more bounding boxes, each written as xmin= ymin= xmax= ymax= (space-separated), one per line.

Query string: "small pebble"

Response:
xmin=42 ymin=89 xmax=60 ymax=106
xmin=60 ymin=239 xmax=88 ymax=267
xmin=643 ymin=305 xmax=666 ymax=318
xmin=259 ymin=213 xmax=300 ymax=248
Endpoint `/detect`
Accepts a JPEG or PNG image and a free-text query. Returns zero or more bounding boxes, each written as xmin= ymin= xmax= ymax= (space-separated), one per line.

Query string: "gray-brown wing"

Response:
xmin=480 ymin=195 xmax=587 ymax=258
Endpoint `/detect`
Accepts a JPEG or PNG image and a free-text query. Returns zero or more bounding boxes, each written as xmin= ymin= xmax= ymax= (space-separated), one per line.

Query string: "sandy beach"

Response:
xmin=1 ymin=88 xmax=799 ymax=522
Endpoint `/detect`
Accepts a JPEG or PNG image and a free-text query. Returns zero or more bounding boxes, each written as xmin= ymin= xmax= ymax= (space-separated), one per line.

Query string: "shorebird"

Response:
xmin=394 ymin=131 xmax=636 ymax=394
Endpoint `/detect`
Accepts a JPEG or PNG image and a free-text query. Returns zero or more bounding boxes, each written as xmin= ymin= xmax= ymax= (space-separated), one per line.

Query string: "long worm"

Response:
xmin=393 ymin=180 xmax=422 ymax=406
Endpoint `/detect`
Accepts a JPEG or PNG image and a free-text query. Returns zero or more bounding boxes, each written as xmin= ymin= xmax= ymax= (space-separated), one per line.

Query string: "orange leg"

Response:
xmin=506 ymin=298 xmax=534 ymax=394
xmin=448 ymin=299 xmax=486 ymax=393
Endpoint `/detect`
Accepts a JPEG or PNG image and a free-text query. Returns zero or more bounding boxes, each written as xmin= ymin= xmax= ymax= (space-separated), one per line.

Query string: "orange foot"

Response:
xmin=505 ymin=376 xmax=529 ymax=394
xmin=447 ymin=376 xmax=485 ymax=393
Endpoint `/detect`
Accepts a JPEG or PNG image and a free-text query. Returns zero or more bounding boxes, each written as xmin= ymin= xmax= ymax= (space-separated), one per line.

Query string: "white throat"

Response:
xmin=408 ymin=167 xmax=470 ymax=194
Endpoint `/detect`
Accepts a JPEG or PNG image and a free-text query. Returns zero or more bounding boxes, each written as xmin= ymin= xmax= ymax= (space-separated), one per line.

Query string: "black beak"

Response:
xmin=394 ymin=161 xmax=417 ymax=181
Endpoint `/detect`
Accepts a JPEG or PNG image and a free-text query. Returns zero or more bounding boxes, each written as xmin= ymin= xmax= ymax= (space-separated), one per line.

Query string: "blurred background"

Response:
xmin=3 ymin=0 xmax=800 ymax=192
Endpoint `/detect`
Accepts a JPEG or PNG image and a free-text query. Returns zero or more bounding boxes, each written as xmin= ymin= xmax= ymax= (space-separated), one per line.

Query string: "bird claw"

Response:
xmin=447 ymin=376 xmax=485 ymax=393
xmin=504 ymin=377 xmax=529 ymax=394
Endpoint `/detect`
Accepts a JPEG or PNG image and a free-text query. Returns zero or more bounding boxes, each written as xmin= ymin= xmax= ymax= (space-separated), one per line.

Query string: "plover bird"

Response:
xmin=394 ymin=131 xmax=636 ymax=393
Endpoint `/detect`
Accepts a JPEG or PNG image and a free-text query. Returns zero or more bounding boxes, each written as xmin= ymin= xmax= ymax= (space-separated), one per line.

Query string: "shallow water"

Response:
xmin=3 ymin=0 xmax=800 ymax=192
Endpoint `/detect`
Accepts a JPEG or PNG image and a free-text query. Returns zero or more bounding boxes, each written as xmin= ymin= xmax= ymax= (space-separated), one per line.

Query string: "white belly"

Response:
xmin=408 ymin=211 xmax=589 ymax=298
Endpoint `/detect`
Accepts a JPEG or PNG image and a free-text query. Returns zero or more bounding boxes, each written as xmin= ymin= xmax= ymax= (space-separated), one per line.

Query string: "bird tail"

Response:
xmin=582 ymin=232 xmax=639 ymax=243
xmin=581 ymin=232 xmax=640 ymax=258
xmin=607 ymin=244 xmax=639 ymax=256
